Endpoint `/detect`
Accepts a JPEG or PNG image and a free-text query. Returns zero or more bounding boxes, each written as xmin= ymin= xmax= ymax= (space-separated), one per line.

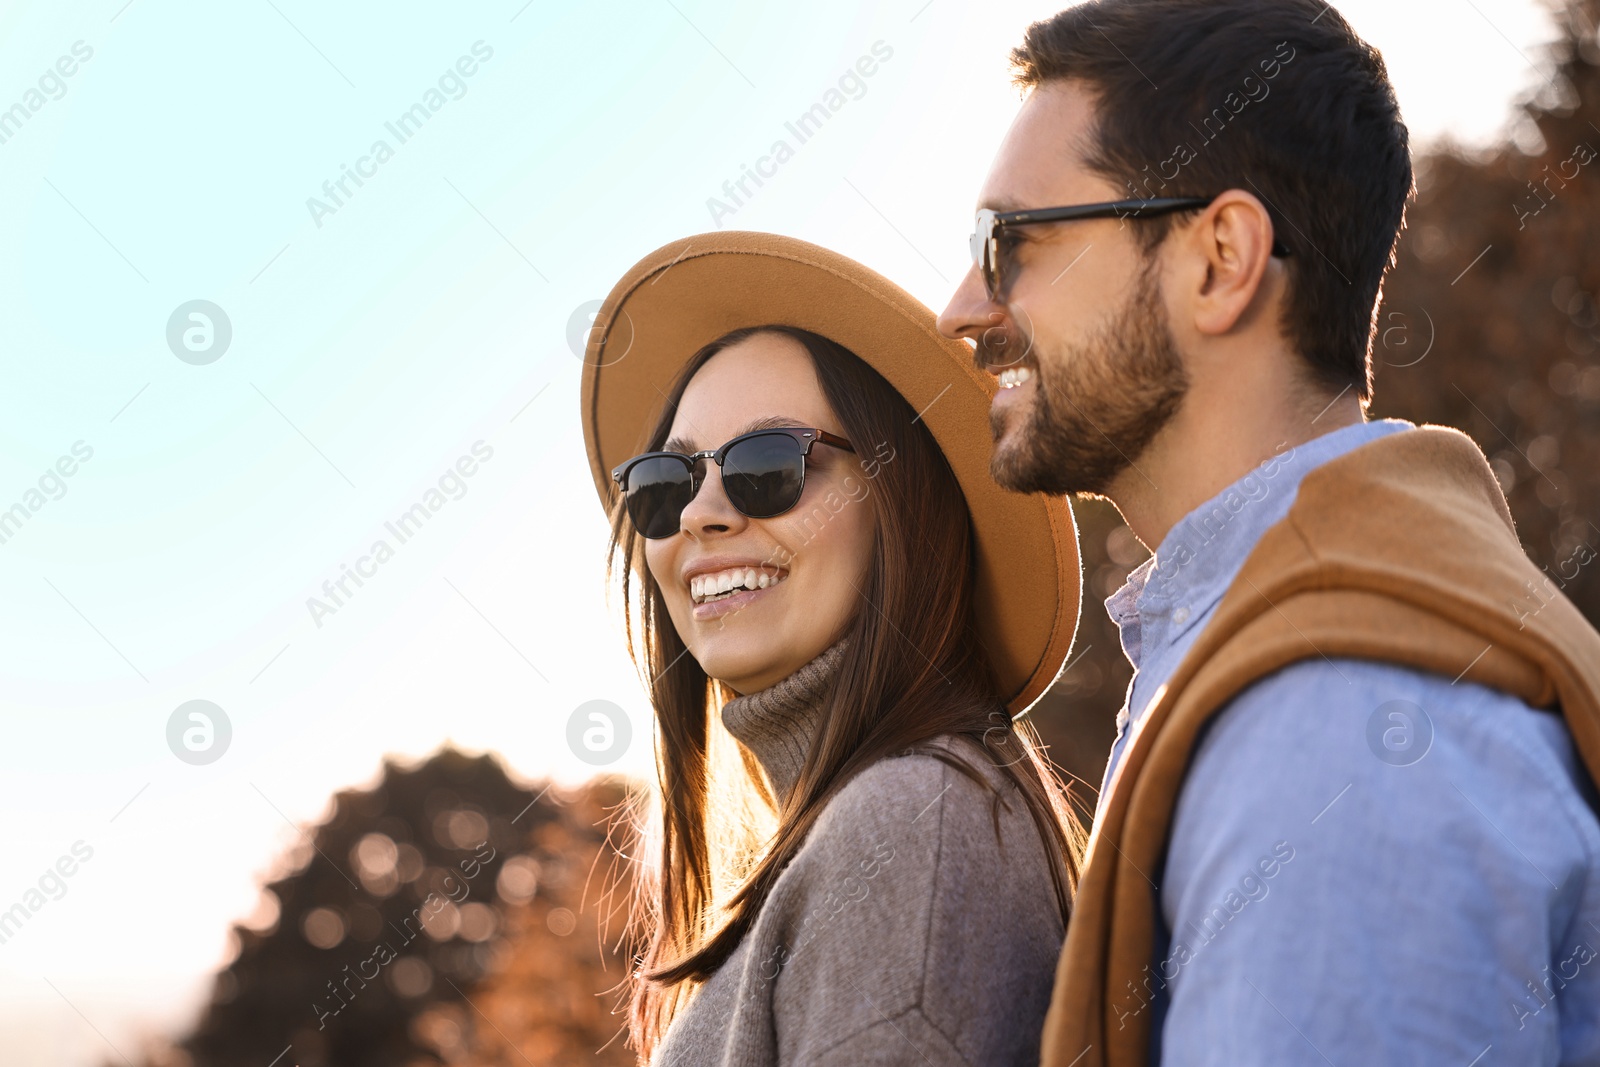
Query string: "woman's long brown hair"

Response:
xmin=604 ymin=326 xmax=1085 ymax=1061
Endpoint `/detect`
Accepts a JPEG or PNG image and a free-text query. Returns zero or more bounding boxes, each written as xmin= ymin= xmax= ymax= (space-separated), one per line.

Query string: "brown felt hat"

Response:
xmin=578 ymin=231 xmax=1081 ymax=716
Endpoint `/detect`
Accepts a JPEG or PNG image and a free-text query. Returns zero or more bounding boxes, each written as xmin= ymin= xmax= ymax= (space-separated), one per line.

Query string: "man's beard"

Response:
xmin=983 ymin=263 xmax=1189 ymax=497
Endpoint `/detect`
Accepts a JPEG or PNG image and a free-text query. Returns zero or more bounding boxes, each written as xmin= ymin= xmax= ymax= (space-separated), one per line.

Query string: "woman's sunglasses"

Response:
xmin=611 ymin=427 xmax=856 ymax=539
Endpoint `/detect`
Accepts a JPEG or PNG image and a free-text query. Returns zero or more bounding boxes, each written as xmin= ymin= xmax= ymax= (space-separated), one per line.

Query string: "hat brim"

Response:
xmin=579 ymin=231 xmax=1080 ymax=716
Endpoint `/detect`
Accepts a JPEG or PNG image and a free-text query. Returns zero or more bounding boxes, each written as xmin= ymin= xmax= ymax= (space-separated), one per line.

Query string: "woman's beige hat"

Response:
xmin=578 ymin=231 xmax=1080 ymax=716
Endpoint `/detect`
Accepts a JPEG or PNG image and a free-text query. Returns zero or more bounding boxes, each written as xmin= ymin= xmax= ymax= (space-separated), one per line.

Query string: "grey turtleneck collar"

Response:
xmin=720 ymin=639 xmax=849 ymax=804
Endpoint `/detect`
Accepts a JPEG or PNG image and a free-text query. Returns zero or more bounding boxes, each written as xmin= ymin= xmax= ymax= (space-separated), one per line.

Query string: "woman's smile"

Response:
xmin=683 ymin=558 xmax=791 ymax=621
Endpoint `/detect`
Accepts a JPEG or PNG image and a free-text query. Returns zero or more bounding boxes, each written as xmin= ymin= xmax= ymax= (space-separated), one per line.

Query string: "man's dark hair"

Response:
xmin=1011 ymin=0 xmax=1412 ymax=402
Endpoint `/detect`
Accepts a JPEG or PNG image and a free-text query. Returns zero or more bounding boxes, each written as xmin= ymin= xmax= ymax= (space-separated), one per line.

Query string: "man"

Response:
xmin=938 ymin=1 xmax=1600 ymax=1064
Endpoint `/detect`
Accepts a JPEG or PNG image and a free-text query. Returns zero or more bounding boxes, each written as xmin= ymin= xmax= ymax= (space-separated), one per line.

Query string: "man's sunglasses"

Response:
xmin=611 ymin=427 xmax=855 ymax=539
xmin=969 ymin=195 xmax=1293 ymax=301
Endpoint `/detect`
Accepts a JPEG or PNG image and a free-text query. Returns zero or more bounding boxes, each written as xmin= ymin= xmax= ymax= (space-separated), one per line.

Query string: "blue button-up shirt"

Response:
xmin=1096 ymin=418 xmax=1600 ymax=1065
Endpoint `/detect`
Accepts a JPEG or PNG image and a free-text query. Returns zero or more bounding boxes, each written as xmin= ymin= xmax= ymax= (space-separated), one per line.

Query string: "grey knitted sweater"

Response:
xmin=650 ymin=641 xmax=1067 ymax=1066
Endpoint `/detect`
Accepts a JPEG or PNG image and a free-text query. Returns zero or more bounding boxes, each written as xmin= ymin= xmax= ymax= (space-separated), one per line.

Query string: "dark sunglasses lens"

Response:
xmin=624 ymin=456 xmax=694 ymax=538
xmin=721 ymin=434 xmax=805 ymax=518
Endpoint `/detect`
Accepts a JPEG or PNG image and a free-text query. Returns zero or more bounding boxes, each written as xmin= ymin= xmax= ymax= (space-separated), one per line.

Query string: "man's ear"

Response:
xmin=1186 ymin=189 xmax=1279 ymax=337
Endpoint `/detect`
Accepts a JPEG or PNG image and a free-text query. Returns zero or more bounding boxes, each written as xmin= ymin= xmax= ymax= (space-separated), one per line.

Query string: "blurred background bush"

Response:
xmin=122 ymin=750 xmax=639 ymax=1066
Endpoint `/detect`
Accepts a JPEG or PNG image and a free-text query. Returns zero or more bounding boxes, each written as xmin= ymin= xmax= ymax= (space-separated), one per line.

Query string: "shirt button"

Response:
xmin=1173 ymin=606 xmax=1191 ymax=625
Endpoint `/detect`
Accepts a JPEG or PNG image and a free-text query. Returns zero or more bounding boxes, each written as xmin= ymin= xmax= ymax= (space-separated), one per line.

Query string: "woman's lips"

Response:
xmin=691 ymin=579 xmax=781 ymax=622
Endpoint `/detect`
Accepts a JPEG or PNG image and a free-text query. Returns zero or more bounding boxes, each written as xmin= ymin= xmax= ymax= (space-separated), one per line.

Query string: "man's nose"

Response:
xmin=938 ymin=262 xmax=997 ymax=343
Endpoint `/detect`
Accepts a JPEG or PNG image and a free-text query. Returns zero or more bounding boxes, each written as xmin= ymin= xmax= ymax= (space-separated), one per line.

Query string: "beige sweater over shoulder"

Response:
xmin=651 ymin=642 xmax=1066 ymax=1066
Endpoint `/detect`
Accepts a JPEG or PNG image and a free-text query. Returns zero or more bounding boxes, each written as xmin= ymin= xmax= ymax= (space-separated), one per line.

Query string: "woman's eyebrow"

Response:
xmin=662 ymin=415 xmax=807 ymax=455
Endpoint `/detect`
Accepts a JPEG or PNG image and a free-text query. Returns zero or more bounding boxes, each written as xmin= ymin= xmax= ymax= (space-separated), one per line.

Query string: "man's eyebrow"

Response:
xmin=978 ymin=197 xmax=1027 ymax=213
xmin=662 ymin=415 xmax=806 ymax=455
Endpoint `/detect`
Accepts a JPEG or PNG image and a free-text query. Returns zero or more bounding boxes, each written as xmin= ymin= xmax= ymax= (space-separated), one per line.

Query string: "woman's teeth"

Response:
xmin=998 ymin=366 xmax=1035 ymax=389
xmin=690 ymin=568 xmax=786 ymax=605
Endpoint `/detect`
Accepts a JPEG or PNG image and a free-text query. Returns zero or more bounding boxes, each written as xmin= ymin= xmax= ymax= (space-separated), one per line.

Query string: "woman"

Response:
xmin=579 ymin=233 xmax=1086 ymax=1066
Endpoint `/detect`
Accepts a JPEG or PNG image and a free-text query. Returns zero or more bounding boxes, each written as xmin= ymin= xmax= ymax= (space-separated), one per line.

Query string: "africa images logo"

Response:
xmin=705 ymin=40 xmax=894 ymax=226
xmin=305 ymin=41 xmax=494 ymax=228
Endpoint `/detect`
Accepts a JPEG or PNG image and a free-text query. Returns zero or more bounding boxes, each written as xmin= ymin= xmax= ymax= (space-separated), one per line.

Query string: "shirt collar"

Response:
xmin=1105 ymin=555 xmax=1155 ymax=668
xmin=1104 ymin=419 xmax=1413 ymax=664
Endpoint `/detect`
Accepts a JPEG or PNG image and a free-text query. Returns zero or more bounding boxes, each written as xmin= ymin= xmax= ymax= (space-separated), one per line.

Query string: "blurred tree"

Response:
xmin=454 ymin=783 xmax=639 ymax=1065
xmin=1375 ymin=0 xmax=1600 ymax=607
xmin=122 ymin=748 xmax=638 ymax=1067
